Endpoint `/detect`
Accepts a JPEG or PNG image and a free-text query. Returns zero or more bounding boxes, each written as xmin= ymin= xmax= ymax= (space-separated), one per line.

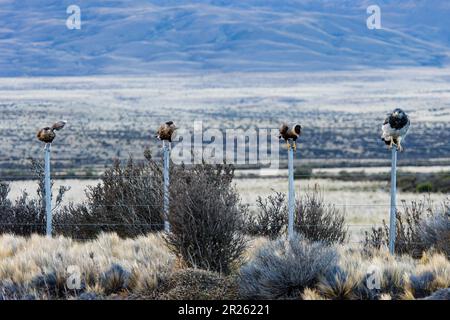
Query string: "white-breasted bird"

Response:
xmin=381 ymin=108 xmax=410 ymax=152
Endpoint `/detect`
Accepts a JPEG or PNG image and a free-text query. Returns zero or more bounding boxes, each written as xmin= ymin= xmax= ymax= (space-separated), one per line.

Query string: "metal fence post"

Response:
xmin=389 ymin=146 xmax=397 ymax=254
xmin=163 ymin=140 xmax=171 ymax=233
xmin=44 ymin=143 xmax=52 ymax=237
xmin=287 ymin=139 xmax=295 ymax=239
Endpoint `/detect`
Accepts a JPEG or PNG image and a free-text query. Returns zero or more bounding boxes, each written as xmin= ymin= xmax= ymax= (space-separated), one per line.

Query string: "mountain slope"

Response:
xmin=0 ymin=0 xmax=449 ymax=76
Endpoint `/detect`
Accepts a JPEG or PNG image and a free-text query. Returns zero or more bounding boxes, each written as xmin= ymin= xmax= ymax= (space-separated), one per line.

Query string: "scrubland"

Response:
xmin=0 ymin=152 xmax=448 ymax=300
xmin=0 ymin=232 xmax=449 ymax=300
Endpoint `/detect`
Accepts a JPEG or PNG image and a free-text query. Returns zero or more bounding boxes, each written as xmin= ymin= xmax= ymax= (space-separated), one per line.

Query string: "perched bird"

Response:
xmin=381 ymin=108 xmax=410 ymax=152
xmin=279 ymin=123 xmax=302 ymax=151
xmin=156 ymin=121 xmax=177 ymax=142
xmin=37 ymin=121 xmax=67 ymax=143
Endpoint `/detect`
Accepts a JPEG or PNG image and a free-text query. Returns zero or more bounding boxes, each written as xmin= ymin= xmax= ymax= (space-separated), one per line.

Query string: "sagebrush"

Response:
xmin=364 ymin=198 xmax=449 ymax=258
xmin=57 ymin=150 xmax=165 ymax=239
xmin=246 ymin=185 xmax=347 ymax=244
xmin=165 ymin=162 xmax=247 ymax=274
xmin=0 ymin=159 xmax=69 ymax=236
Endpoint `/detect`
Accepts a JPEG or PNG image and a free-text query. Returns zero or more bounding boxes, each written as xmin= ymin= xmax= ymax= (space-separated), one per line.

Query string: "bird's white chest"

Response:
xmin=382 ymin=122 xmax=409 ymax=138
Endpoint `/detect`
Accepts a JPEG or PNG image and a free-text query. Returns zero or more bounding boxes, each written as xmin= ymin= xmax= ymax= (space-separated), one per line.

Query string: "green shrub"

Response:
xmin=294 ymin=166 xmax=313 ymax=179
xmin=416 ymin=182 xmax=433 ymax=193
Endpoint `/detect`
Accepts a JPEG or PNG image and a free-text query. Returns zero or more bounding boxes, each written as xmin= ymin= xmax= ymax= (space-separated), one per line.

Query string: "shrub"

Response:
xmin=416 ymin=182 xmax=433 ymax=193
xmin=0 ymin=159 xmax=68 ymax=236
xmin=246 ymin=186 xmax=348 ymax=245
xmin=364 ymin=198 xmax=448 ymax=258
xmin=295 ymin=185 xmax=347 ymax=244
xmin=57 ymin=150 xmax=165 ymax=239
xmin=398 ymin=172 xmax=450 ymax=193
xmin=364 ymin=199 xmax=427 ymax=257
xmin=239 ymin=233 xmax=338 ymax=299
xmin=246 ymin=192 xmax=287 ymax=239
xmin=294 ymin=166 xmax=313 ymax=179
xmin=419 ymin=209 xmax=450 ymax=257
xmin=165 ymin=163 xmax=247 ymax=274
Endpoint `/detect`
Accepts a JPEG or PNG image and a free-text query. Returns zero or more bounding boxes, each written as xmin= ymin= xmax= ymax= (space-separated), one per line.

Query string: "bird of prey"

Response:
xmin=279 ymin=123 xmax=302 ymax=151
xmin=381 ymin=108 xmax=410 ymax=152
xmin=156 ymin=121 xmax=177 ymax=142
xmin=37 ymin=121 xmax=67 ymax=143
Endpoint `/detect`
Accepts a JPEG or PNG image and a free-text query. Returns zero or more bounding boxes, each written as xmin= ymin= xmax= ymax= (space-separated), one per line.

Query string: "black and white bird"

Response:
xmin=279 ymin=123 xmax=302 ymax=151
xmin=381 ymin=108 xmax=410 ymax=152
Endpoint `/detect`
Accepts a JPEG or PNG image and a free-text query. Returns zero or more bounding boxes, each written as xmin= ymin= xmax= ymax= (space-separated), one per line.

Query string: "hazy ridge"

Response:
xmin=1 ymin=0 xmax=450 ymax=75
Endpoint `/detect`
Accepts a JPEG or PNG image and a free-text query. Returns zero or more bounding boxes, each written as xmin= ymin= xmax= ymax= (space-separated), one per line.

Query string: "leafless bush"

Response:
xmin=246 ymin=192 xmax=287 ymax=239
xmin=239 ymin=233 xmax=338 ymax=299
xmin=165 ymin=163 xmax=247 ymax=274
xmin=295 ymin=185 xmax=348 ymax=244
xmin=419 ymin=206 xmax=449 ymax=257
xmin=364 ymin=198 xmax=448 ymax=258
xmin=245 ymin=186 xmax=347 ymax=245
xmin=57 ymin=149 xmax=164 ymax=239
xmin=0 ymin=159 xmax=68 ymax=236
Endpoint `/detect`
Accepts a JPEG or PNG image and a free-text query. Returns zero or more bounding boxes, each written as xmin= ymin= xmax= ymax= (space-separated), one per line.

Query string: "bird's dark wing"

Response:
xmin=37 ymin=129 xmax=55 ymax=143
xmin=156 ymin=124 xmax=173 ymax=140
xmin=390 ymin=115 xmax=408 ymax=129
xmin=52 ymin=121 xmax=67 ymax=131
xmin=279 ymin=123 xmax=289 ymax=134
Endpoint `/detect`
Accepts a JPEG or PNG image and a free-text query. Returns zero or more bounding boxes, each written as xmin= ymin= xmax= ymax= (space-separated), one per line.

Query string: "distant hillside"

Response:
xmin=0 ymin=0 xmax=450 ymax=76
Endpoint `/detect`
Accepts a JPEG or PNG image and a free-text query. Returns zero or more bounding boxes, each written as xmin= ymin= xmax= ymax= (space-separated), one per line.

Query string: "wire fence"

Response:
xmin=1 ymin=156 xmax=448 ymax=246
xmin=3 ymin=171 xmax=450 ymax=179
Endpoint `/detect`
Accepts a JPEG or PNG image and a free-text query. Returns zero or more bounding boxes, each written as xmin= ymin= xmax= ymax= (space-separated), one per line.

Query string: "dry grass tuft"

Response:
xmin=317 ymin=247 xmax=368 ymax=300
xmin=301 ymin=288 xmax=326 ymax=300
xmin=240 ymin=239 xmax=450 ymax=300
xmin=403 ymin=252 xmax=450 ymax=299
xmin=1 ymin=232 xmax=449 ymax=300
xmin=0 ymin=232 xmax=175 ymax=299
xmin=239 ymin=233 xmax=338 ymax=299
